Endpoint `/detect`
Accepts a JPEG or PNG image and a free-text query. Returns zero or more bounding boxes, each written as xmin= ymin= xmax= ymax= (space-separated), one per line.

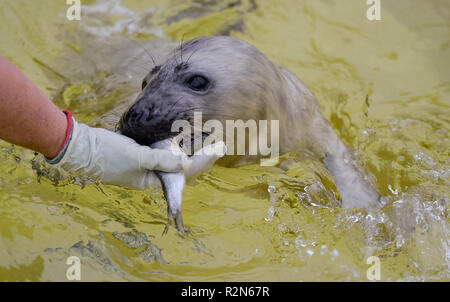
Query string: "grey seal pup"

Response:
xmin=118 ymin=36 xmax=381 ymax=208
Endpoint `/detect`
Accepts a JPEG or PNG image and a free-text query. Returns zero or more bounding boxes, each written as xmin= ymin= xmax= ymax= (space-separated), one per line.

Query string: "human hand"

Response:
xmin=49 ymin=115 xmax=225 ymax=189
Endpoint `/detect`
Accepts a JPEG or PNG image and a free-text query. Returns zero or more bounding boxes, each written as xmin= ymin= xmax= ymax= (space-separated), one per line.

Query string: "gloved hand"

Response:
xmin=185 ymin=140 xmax=227 ymax=179
xmin=151 ymin=137 xmax=227 ymax=180
xmin=47 ymin=112 xmax=225 ymax=189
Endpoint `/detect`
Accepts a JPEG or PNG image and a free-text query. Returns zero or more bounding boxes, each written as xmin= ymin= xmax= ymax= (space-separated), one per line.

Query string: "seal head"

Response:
xmin=118 ymin=36 xmax=280 ymax=148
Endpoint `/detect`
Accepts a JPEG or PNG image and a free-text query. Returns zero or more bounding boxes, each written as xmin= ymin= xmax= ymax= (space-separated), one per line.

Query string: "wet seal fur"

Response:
xmin=118 ymin=36 xmax=381 ymax=208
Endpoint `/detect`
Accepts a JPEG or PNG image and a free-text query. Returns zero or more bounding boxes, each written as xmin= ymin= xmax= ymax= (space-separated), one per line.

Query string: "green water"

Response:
xmin=0 ymin=0 xmax=448 ymax=281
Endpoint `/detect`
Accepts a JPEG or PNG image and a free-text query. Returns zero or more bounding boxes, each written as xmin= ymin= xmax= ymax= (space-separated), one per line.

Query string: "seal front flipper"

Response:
xmin=312 ymin=115 xmax=381 ymax=208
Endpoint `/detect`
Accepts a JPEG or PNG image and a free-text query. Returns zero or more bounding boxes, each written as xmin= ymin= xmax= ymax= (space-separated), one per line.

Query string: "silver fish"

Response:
xmin=151 ymin=139 xmax=226 ymax=234
xmin=151 ymin=139 xmax=187 ymax=234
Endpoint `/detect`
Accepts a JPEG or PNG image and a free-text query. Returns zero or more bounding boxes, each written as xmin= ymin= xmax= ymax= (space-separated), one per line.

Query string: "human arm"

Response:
xmin=0 ymin=55 xmax=224 ymax=189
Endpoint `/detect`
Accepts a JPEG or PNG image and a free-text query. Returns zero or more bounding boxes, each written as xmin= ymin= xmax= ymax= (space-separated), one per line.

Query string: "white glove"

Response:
xmin=151 ymin=138 xmax=227 ymax=180
xmin=48 ymin=118 xmax=224 ymax=189
xmin=185 ymin=141 xmax=227 ymax=179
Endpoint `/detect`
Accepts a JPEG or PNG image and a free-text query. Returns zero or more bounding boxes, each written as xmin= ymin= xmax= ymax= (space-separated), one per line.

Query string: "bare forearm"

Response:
xmin=0 ymin=55 xmax=67 ymax=158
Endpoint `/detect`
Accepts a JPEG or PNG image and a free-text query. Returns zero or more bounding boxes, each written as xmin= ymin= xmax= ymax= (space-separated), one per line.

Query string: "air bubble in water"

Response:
xmin=265 ymin=206 xmax=275 ymax=222
xmin=330 ymin=249 xmax=339 ymax=260
xmin=395 ymin=234 xmax=405 ymax=248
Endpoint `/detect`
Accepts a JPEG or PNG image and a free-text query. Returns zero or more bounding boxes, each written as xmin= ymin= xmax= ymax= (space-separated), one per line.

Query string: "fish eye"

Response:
xmin=186 ymin=75 xmax=209 ymax=92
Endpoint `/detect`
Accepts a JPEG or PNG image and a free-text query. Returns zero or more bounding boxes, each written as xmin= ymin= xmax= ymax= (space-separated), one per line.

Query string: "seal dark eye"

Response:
xmin=186 ymin=75 xmax=209 ymax=92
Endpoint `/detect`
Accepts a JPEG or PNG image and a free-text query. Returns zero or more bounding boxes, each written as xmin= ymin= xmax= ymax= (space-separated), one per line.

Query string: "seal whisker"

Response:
xmin=180 ymin=34 xmax=186 ymax=64
xmin=168 ymin=96 xmax=185 ymax=113
xmin=202 ymin=113 xmax=239 ymax=120
xmin=137 ymin=40 xmax=157 ymax=68
xmin=126 ymin=65 xmax=151 ymax=73
xmin=176 ymin=106 xmax=239 ymax=120
xmin=171 ymin=106 xmax=239 ymax=121
xmin=129 ymin=55 xmax=154 ymax=67
xmin=174 ymin=107 xmax=207 ymax=115
xmin=121 ymin=65 xmax=149 ymax=76
xmin=185 ymin=48 xmax=199 ymax=65
xmin=123 ymin=58 xmax=152 ymax=71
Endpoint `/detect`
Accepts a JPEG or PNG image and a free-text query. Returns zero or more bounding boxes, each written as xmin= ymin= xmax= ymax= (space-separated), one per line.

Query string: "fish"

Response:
xmin=151 ymin=139 xmax=227 ymax=235
xmin=151 ymin=139 xmax=187 ymax=234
